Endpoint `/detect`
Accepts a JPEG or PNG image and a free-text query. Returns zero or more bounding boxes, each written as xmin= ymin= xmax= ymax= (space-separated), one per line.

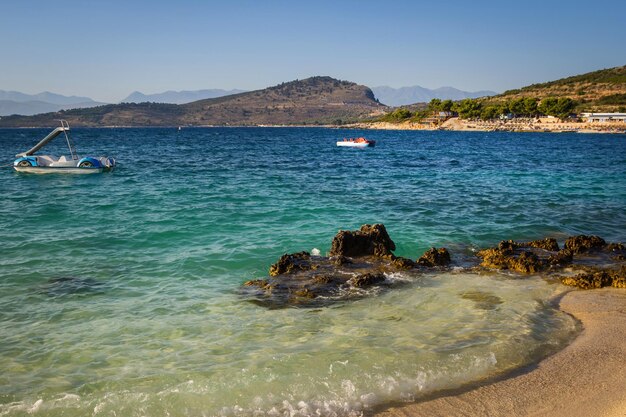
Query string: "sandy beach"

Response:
xmin=375 ymin=288 xmax=626 ymax=417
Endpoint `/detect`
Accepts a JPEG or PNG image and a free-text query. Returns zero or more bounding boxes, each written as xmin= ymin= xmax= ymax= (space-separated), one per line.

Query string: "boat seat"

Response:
xmin=58 ymin=155 xmax=68 ymax=162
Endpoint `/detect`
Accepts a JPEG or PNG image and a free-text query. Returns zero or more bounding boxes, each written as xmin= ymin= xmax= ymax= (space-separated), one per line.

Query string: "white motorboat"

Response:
xmin=13 ymin=120 xmax=116 ymax=174
xmin=336 ymin=137 xmax=376 ymax=148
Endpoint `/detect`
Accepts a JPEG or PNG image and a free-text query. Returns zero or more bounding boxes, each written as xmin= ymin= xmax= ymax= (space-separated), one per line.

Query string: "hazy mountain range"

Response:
xmin=0 ymin=77 xmax=385 ymax=127
xmin=371 ymin=86 xmax=497 ymax=106
xmin=0 ymin=84 xmax=497 ymax=116
xmin=122 ymin=89 xmax=247 ymax=104
xmin=0 ymin=90 xmax=106 ymax=116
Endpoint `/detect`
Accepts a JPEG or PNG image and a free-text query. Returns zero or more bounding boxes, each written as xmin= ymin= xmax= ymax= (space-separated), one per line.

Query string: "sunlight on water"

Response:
xmin=0 ymin=127 xmax=624 ymax=416
xmin=0 ymin=271 xmax=576 ymax=417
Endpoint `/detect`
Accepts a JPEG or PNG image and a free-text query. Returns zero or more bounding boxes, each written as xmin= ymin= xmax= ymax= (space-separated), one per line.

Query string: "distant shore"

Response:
xmin=350 ymin=117 xmax=626 ymax=134
xmin=375 ymin=288 xmax=626 ymax=417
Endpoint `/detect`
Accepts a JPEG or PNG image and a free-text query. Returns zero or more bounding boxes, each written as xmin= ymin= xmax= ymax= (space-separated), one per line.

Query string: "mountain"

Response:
xmin=122 ymin=89 xmax=247 ymax=104
xmin=0 ymin=76 xmax=386 ymax=127
xmin=487 ymin=65 xmax=626 ymax=111
xmin=0 ymin=90 xmax=107 ymax=116
xmin=372 ymin=85 xmax=496 ymax=106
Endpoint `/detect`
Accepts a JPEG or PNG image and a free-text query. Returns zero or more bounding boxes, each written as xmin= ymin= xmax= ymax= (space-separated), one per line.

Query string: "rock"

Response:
xmin=564 ymin=235 xmax=606 ymax=254
xmin=243 ymin=279 xmax=270 ymax=288
xmin=269 ymin=251 xmax=311 ymax=276
xmin=561 ymin=271 xmax=613 ymax=289
xmin=509 ymin=251 xmax=542 ymax=273
xmin=417 ymin=247 xmax=451 ymax=267
xmin=332 ymin=255 xmax=352 ymax=266
xmin=548 ymin=249 xmax=574 ymax=266
xmin=476 ymin=247 xmax=511 ymax=270
xmin=349 ymin=272 xmax=386 ymax=288
xmin=391 ymin=256 xmax=416 ymax=270
xmin=497 ymin=238 xmax=559 ymax=252
xmin=294 ymin=288 xmax=316 ymax=298
xmin=477 ymin=247 xmax=544 ymax=274
xmin=611 ymin=266 xmax=626 ymax=288
xmin=561 ymin=266 xmax=626 ymax=289
xmin=526 ymin=238 xmax=560 ymax=252
xmin=329 ymin=224 xmax=396 ymax=258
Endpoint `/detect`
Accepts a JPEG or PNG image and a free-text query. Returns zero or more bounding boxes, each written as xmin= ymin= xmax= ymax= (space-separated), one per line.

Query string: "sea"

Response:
xmin=1 ymin=127 xmax=625 ymax=417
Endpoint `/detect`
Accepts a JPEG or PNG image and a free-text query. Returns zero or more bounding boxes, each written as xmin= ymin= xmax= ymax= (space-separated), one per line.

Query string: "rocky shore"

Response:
xmin=241 ymin=224 xmax=625 ymax=308
xmin=241 ymin=224 xmax=626 ymax=416
xmin=349 ymin=117 xmax=626 ymax=134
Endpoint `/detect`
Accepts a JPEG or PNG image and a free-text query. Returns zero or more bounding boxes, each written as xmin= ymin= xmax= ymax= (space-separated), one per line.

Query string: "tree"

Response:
xmin=538 ymin=97 xmax=575 ymax=119
xmin=428 ymin=98 xmax=442 ymax=113
xmin=455 ymin=99 xmax=482 ymax=119
xmin=441 ymin=99 xmax=454 ymax=112
xmin=480 ymin=105 xmax=500 ymax=120
xmin=381 ymin=108 xmax=412 ymax=122
xmin=509 ymin=98 xmax=525 ymax=116
xmin=523 ymin=97 xmax=539 ymax=117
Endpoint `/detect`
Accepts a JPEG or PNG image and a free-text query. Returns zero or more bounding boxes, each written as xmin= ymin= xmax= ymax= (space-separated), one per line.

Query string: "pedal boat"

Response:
xmin=336 ymin=137 xmax=376 ymax=148
xmin=13 ymin=120 xmax=116 ymax=174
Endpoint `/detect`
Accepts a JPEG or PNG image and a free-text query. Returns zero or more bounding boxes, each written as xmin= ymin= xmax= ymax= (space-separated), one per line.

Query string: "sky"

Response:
xmin=1 ymin=0 xmax=625 ymax=103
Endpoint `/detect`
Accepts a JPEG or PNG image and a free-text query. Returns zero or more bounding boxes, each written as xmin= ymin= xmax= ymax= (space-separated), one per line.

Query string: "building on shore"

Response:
xmin=580 ymin=112 xmax=626 ymax=123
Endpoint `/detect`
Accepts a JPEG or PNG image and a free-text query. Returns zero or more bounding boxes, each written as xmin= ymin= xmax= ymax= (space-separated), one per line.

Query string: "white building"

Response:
xmin=580 ymin=113 xmax=626 ymax=123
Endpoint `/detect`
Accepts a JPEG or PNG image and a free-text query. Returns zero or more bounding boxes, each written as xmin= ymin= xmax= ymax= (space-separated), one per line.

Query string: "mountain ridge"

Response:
xmin=372 ymin=85 xmax=496 ymax=106
xmin=0 ymin=90 xmax=107 ymax=116
xmin=0 ymin=76 xmax=385 ymax=127
xmin=122 ymin=89 xmax=247 ymax=104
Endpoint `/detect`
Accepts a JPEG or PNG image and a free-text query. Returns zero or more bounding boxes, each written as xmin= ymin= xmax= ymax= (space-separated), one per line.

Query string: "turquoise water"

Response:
xmin=0 ymin=127 xmax=625 ymax=416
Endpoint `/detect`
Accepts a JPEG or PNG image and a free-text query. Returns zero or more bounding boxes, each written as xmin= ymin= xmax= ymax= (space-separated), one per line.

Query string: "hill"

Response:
xmin=489 ymin=65 xmax=626 ymax=112
xmin=0 ymin=77 xmax=385 ymax=127
xmin=122 ymin=89 xmax=247 ymax=104
xmin=372 ymin=85 xmax=496 ymax=106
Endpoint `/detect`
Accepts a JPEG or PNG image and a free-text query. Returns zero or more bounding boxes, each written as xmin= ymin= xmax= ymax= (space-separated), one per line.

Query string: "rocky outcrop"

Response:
xmin=477 ymin=235 xmax=625 ymax=289
xmin=269 ymin=251 xmax=313 ymax=276
xmin=329 ymin=224 xmax=396 ymax=258
xmin=476 ymin=235 xmax=625 ymax=274
xmin=242 ymin=227 xmax=626 ymax=308
xmin=241 ymin=224 xmax=451 ymax=308
xmin=417 ymin=247 xmax=451 ymax=267
xmin=564 ymin=235 xmax=606 ymax=254
xmin=561 ymin=266 xmax=626 ymax=289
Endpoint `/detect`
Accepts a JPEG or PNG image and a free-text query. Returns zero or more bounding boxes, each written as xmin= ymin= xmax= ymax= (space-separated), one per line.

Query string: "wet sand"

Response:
xmin=375 ymin=288 xmax=626 ymax=417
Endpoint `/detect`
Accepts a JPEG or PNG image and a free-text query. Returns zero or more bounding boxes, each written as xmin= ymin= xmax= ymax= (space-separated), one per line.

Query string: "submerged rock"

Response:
xmin=40 ymin=276 xmax=105 ymax=297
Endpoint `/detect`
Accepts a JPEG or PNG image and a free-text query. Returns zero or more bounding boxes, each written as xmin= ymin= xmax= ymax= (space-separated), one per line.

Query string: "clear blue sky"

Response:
xmin=2 ymin=0 xmax=625 ymax=102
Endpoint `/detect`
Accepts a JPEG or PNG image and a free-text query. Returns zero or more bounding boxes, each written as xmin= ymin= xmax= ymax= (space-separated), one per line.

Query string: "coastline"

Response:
xmin=374 ymin=288 xmax=626 ymax=417
xmin=350 ymin=117 xmax=626 ymax=134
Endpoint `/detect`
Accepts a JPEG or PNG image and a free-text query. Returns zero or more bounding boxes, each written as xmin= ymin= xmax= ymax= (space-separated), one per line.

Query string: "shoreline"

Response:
xmin=2 ymin=118 xmax=625 ymax=133
xmin=351 ymin=118 xmax=626 ymax=134
xmin=374 ymin=288 xmax=626 ymax=417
